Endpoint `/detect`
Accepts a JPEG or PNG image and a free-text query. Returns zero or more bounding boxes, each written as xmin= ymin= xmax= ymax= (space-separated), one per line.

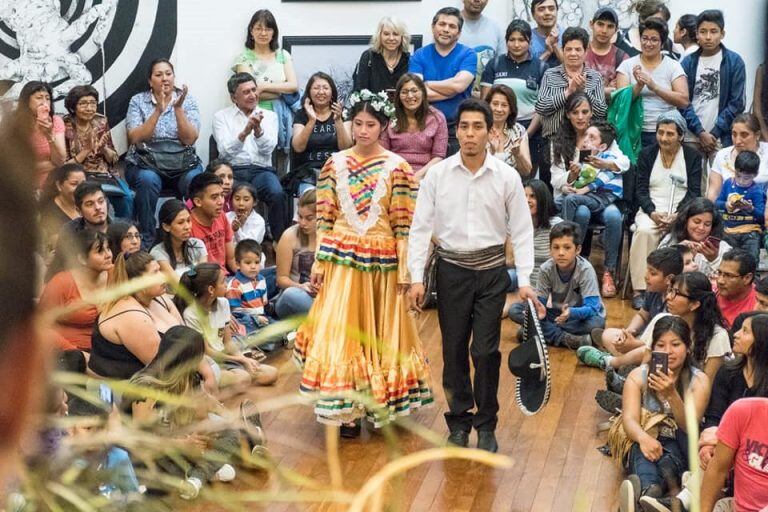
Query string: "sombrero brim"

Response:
xmin=509 ymin=299 xmax=552 ymax=416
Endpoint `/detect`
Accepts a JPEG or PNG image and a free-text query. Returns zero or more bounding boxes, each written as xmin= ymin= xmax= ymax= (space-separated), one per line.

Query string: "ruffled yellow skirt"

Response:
xmin=293 ymin=260 xmax=433 ymax=426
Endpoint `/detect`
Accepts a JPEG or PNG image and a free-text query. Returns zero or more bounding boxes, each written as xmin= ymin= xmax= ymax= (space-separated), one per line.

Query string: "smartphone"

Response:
xmin=704 ymin=236 xmax=721 ymax=250
xmin=650 ymin=351 xmax=669 ymax=376
xmin=579 ymin=149 xmax=592 ymax=163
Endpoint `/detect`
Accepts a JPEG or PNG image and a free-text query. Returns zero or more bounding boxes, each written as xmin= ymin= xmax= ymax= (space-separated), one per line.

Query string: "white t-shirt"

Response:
xmin=183 ymin=297 xmax=231 ymax=352
xmin=226 ymin=210 xmax=266 ymax=244
xmin=641 ymin=313 xmax=731 ymax=362
xmin=150 ymin=238 xmax=208 ymax=277
xmin=459 ymin=15 xmax=506 ymax=61
xmin=685 ymin=51 xmax=723 ymax=142
xmin=617 ymin=55 xmax=686 ymax=132
xmin=711 ymin=143 xmax=768 ymax=185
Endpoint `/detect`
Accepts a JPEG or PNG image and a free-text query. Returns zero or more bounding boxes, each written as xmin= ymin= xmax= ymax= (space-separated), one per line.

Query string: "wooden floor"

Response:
xmin=193 ymin=295 xmax=637 ymax=512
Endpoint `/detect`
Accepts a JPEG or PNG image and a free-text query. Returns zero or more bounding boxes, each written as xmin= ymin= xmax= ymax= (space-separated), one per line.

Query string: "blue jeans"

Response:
xmin=232 ymin=165 xmax=287 ymax=241
xmin=274 ymin=286 xmax=314 ymax=318
xmin=570 ymin=202 xmax=623 ymax=271
xmin=560 ymin=193 xmax=612 ymax=238
xmin=95 ymin=179 xmax=134 ymax=219
xmin=726 ymin=232 xmax=761 ymax=264
xmin=125 ymin=163 xmax=204 ymax=250
xmin=508 ymin=302 xmax=605 ymax=346
xmin=628 ymin=430 xmax=688 ymax=492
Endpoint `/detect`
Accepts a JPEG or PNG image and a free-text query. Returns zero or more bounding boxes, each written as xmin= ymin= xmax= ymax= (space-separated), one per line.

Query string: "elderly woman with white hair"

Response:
xmin=353 ymin=16 xmax=411 ymax=95
xmin=628 ymin=110 xmax=702 ymax=308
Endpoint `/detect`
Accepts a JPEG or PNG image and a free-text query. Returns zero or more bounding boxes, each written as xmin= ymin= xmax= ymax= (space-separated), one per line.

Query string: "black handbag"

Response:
xmin=134 ymin=138 xmax=199 ymax=180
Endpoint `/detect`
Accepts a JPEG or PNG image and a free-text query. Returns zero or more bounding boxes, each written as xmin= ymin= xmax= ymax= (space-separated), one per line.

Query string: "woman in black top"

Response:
xmin=39 ymin=164 xmax=87 ymax=258
xmin=353 ymin=16 xmax=411 ymax=95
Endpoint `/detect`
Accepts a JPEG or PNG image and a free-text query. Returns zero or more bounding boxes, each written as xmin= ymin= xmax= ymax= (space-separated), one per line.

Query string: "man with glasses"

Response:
xmin=716 ymin=249 xmax=757 ymax=328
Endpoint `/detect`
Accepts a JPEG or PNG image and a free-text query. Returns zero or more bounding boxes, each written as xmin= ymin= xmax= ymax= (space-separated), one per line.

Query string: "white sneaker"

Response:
xmin=213 ymin=464 xmax=236 ymax=482
xmin=179 ymin=477 xmax=202 ymax=500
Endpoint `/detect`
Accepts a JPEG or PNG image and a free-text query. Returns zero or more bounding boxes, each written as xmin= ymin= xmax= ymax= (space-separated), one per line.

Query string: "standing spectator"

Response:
xmin=485 ymin=84 xmax=532 ymax=176
xmin=353 ymin=17 xmax=411 ymax=95
xmin=62 ymin=85 xmax=133 ymax=219
xmin=481 ymin=20 xmax=547 ymax=178
xmin=380 ymin=73 xmax=447 ymax=179
xmin=535 ymin=27 xmax=607 ymax=187
xmin=615 ymin=0 xmax=675 ymax=58
xmin=716 ymin=249 xmax=758 ymax=329
xmin=716 ymin=151 xmax=764 ymax=262
xmin=18 ymin=81 xmax=67 ymax=188
xmin=151 ymin=199 xmax=208 ymax=279
xmin=458 ymin=0 xmax=505 ymax=95
xmin=213 ymin=72 xmax=287 ymax=241
xmin=681 ymin=10 xmax=746 ymax=163
xmin=188 ymin=173 xmax=236 ymax=274
xmin=616 ymin=17 xmax=689 ymax=148
xmin=628 ymin=111 xmax=701 ymax=308
xmin=753 ymin=63 xmax=768 ymax=142
xmin=409 ymin=7 xmax=476 ymax=155
xmin=585 ymin=7 xmax=628 ymax=98
xmin=708 ymin=114 xmax=768 ymax=201
xmin=673 ymin=14 xmax=699 ymax=59
xmin=125 ymin=58 xmax=204 ymax=249
xmin=529 ymin=0 xmax=563 ymax=68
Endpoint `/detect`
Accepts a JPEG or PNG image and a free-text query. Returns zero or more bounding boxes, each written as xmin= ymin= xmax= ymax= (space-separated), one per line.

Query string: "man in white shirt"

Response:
xmin=408 ymin=98 xmax=537 ymax=452
xmin=213 ymin=73 xmax=287 ymax=240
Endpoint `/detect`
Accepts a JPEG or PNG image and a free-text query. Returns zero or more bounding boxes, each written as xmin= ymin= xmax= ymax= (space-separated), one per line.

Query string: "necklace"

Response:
xmin=383 ymin=52 xmax=400 ymax=71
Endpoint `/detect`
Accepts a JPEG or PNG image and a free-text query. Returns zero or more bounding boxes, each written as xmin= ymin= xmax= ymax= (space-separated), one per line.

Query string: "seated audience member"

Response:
xmin=381 ymin=73 xmax=448 ymax=179
xmin=175 ymin=264 xmax=277 ymax=389
xmin=592 ymin=247 xmax=682 ymax=359
xmin=708 ymin=113 xmax=768 ymax=201
xmin=550 ymin=94 xmax=627 ymax=297
xmin=291 ymin=72 xmax=352 ymax=194
xmin=409 ymin=6 xmax=476 ymax=155
xmin=485 ymin=84 xmax=532 ymax=176
xmin=529 ymin=0 xmax=563 ymax=67
xmin=585 ymin=7 xmax=628 ymax=97
xmin=756 ymin=277 xmax=768 ymax=312
xmin=124 ymin=58 xmax=204 ymax=249
xmin=535 ymin=27 xmax=607 ymax=186
xmin=213 ymin=72 xmax=286 ymax=241
xmin=274 ymin=188 xmax=317 ymax=318
xmin=18 ymin=81 xmax=67 ymax=187
xmin=508 ymin=221 xmax=606 ymax=349
xmin=106 ymin=221 xmax=142 ymax=262
xmin=700 ymin=397 xmax=768 ymax=512
xmin=226 ymin=240 xmax=272 ymax=329
xmin=88 ymin=252 xmax=168 ymax=380
xmin=226 ymin=184 xmax=265 ymax=244
xmin=188 ymin=173 xmax=236 ymax=274
xmin=716 ymin=249 xmax=758 ymax=329
xmin=628 ymin=111 xmax=701 ymax=309
xmin=62 ymin=85 xmax=133 ymax=219
xmin=354 ymin=17 xmax=411 ymax=95
xmin=39 ymin=164 xmax=87 ymax=257
xmin=674 ymin=243 xmax=698 ymax=273
xmin=618 ymin=315 xmax=710 ymax=509
xmin=616 ymin=17 xmax=689 ymax=148
xmin=506 ymin=179 xmax=561 ymax=293
xmin=681 ymin=10 xmax=746 ymax=160
xmin=657 ymin=198 xmax=732 ymax=279
xmin=716 ymin=151 xmax=764 ymax=262
xmin=580 ymin=271 xmax=729 ymax=383
xmin=39 ymin=229 xmax=113 ymax=352
xmin=672 ymin=14 xmax=699 ymax=59
xmin=206 ymin=159 xmax=234 ymax=213
xmin=151 ymin=199 xmax=208 ymax=279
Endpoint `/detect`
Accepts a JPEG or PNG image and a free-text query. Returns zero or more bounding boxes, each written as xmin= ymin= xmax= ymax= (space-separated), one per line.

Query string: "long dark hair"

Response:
xmin=651 ymin=315 xmax=694 ymax=397
xmin=18 ymin=81 xmax=54 ymax=121
xmin=156 ymin=199 xmax=194 ymax=269
xmin=303 ymin=72 xmax=338 ymax=107
xmin=107 ymin=221 xmax=139 ymax=262
xmin=173 ymin=263 xmax=222 ymax=314
xmin=146 ymin=58 xmax=174 ymax=90
xmin=729 ymin=314 xmax=768 ymax=397
xmin=673 ymin=271 xmax=725 ymax=365
xmin=245 ymin=9 xmax=279 ymax=51
xmin=39 ymin=163 xmax=86 ymax=206
xmin=393 ymin=73 xmax=429 ymax=133
xmin=669 ymin=198 xmax=723 ymax=242
xmin=552 ymin=92 xmax=592 ymax=167
xmin=526 ymin=179 xmax=556 ymax=229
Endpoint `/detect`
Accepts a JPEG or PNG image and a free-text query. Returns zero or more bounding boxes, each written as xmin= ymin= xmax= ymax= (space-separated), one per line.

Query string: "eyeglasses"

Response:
xmin=399 ymin=88 xmax=422 ymax=97
xmin=641 ymin=36 xmax=661 ymax=44
xmin=714 ymin=270 xmax=743 ymax=280
xmin=77 ymin=100 xmax=98 ymax=107
xmin=123 ymin=233 xmax=143 ymax=241
xmin=252 ymin=26 xmax=274 ymax=33
xmin=667 ymin=287 xmax=693 ymax=300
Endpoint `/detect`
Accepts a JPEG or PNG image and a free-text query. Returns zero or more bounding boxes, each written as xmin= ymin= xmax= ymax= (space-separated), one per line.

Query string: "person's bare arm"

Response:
xmin=225 ymin=242 xmax=237 ymax=274
xmin=649 ymin=75 xmax=689 ymax=108
xmin=700 ymin=441 xmax=736 ymax=512
xmin=116 ymin=312 xmax=161 ymax=364
xmin=276 ymin=229 xmax=301 ymax=289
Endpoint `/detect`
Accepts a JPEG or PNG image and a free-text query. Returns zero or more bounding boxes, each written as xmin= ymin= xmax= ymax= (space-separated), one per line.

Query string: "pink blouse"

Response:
xmin=380 ymin=107 xmax=448 ymax=170
xmin=31 ymin=115 xmax=65 ymax=161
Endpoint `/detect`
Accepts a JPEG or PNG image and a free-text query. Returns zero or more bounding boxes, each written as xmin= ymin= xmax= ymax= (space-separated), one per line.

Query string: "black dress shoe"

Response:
xmin=476 ymin=430 xmax=498 ymax=453
xmin=447 ymin=430 xmax=470 ymax=447
xmin=340 ymin=420 xmax=361 ymax=438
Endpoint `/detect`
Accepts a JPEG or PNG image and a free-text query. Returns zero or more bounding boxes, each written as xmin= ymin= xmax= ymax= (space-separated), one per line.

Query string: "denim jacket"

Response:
xmin=680 ymin=45 xmax=746 ymax=146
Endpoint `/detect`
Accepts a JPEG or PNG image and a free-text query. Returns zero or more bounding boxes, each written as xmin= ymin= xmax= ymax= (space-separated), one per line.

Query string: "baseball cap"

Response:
xmin=592 ymin=7 xmax=619 ymax=24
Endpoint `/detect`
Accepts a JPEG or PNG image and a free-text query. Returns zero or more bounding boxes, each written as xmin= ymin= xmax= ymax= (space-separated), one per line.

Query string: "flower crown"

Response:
xmin=343 ymin=89 xmax=395 ymax=120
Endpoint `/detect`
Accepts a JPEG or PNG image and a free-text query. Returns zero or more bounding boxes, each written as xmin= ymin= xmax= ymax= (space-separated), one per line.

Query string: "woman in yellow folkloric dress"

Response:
xmin=293 ymin=91 xmax=432 ymax=436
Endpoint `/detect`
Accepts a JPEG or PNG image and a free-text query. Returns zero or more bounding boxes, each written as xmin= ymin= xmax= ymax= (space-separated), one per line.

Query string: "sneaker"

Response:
xmin=631 ymin=292 xmax=645 ymax=310
xmin=213 ymin=464 xmax=236 ymax=483
xmin=447 ymin=430 xmax=470 ymax=447
xmin=639 ymin=496 xmax=685 ymax=512
xmin=590 ymin=328 xmax=606 ymax=350
xmin=606 ymin=368 xmax=627 ymax=394
xmin=561 ymin=332 xmax=591 ymax=350
xmin=620 ymin=474 xmax=641 ymax=512
xmin=602 ymin=271 xmax=617 ymax=298
xmin=595 ymin=389 xmax=622 ymax=414
xmin=577 ymin=346 xmax=610 ymax=370
xmin=179 ymin=477 xmax=202 ymax=500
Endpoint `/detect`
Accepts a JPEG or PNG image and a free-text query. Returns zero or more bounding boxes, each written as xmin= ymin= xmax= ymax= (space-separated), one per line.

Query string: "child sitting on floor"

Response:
xmin=508 ymin=221 xmax=606 ymax=349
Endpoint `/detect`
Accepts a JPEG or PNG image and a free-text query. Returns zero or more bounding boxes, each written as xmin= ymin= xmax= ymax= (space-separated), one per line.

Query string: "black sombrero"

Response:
xmin=508 ymin=299 xmax=552 ymax=415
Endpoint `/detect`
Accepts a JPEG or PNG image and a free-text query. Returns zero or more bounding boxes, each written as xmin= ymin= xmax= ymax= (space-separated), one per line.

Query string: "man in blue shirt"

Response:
xmin=529 ymin=0 xmax=563 ymax=68
xmin=410 ymin=7 xmax=477 ymax=155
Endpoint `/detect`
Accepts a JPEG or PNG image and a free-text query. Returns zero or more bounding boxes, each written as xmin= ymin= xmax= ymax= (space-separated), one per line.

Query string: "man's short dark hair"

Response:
xmin=722 ymin=249 xmax=757 ymax=282
xmin=505 ymin=19 xmax=532 ymax=42
xmin=227 ymin=72 xmax=257 ymax=96
xmin=74 ymin=181 xmax=104 ymax=209
xmin=188 ymin=173 xmax=223 ymax=200
xmin=756 ymin=276 xmax=768 ymax=296
xmin=647 ymin=247 xmax=683 ymax=277
xmin=531 ymin=0 xmax=558 ymax=15
xmin=639 ymin=16 xmax=669 ymax=44
xmin=549 ymin=220 xmax=581 ymax=245
xmin=696 ymin=9 xmax=725 ymax=31
xmin=457 ymin=98 xmax=493 ymax=130
xmin=432 ymin=7 xmax=463 ymax=31
xmin=735 ymin=150 xmax=760 ymax=176
xmin=235 ymin=239 xmax=262 ymax=262
xmin=561 ymin=26 xmax=589 ymax=50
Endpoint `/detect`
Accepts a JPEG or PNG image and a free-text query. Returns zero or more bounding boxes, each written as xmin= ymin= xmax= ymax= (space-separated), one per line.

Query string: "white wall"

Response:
xmin=172 ymin=0 xmax=765 ymax=162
